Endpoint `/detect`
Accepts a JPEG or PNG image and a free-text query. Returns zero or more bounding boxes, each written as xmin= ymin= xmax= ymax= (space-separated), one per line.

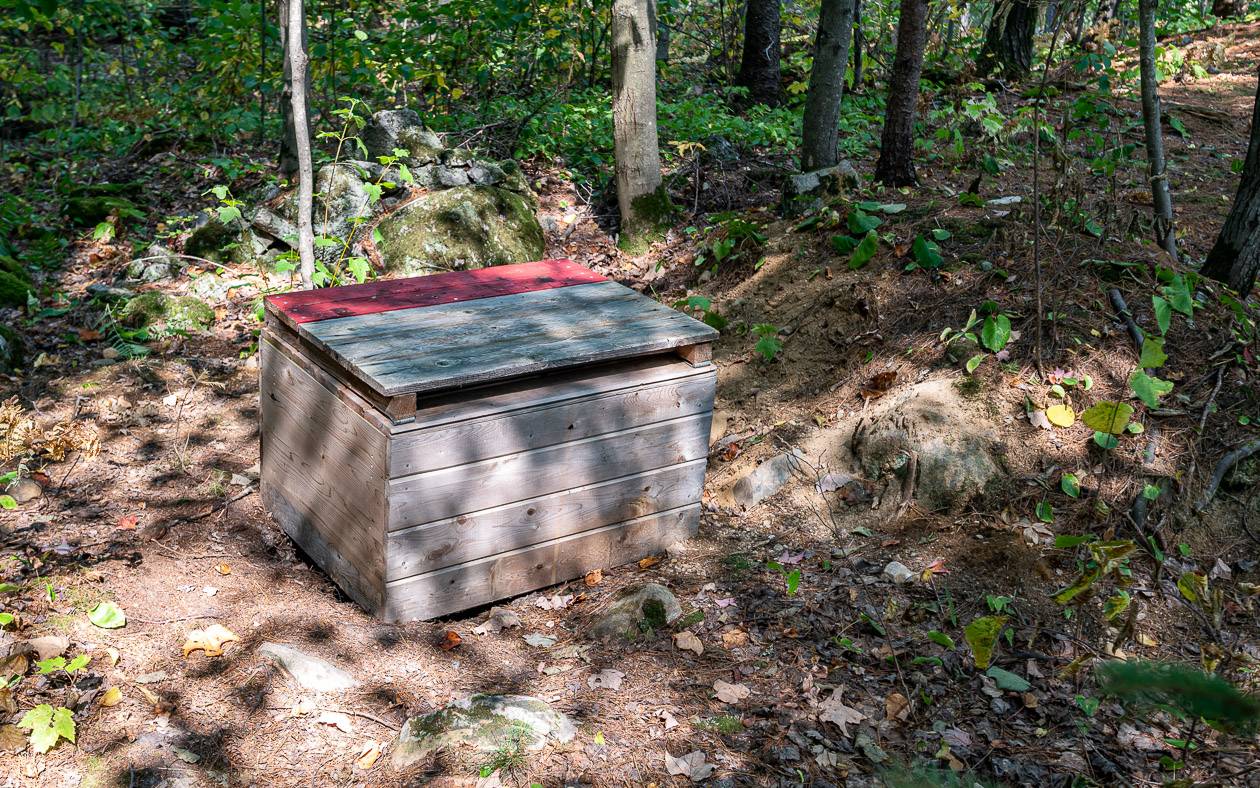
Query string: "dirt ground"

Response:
xmin=2 ymin=22 xmax=1260 ymax=788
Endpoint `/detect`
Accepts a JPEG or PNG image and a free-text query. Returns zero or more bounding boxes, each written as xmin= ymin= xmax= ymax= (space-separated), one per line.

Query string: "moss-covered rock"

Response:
xmin=0 ymin=255 xmax=30 ymax=282
xmin=392 ymin=694 xmax=575 ymax=768
xmin=0 ymin=270 xmax=32 ymax=308
xmin=590 ymin=583 xmax=682 ymax=641
xmin=0 ymin=324 xmax=24 ymax=374
xmin=373 ymin=186 xmax=545 ymax=275
xmin=184 ymin=214 xmax=265 ymax=265
xmin=120 ymin=292 xmax=215 ymax=333
xmin=618 ymin=186 xmax=677 ymax=255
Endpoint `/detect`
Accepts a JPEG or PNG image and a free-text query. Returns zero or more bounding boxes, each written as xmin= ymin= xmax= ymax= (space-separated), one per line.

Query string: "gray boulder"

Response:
xmin=373 ymin=186 xmax=544 ymax=275
xmin=782 ymin=161 xmax=861 ymax=214
xmin=257 ymin=642 xmax=358 ymax=692
xmin=590 ymin=583 xmax=681 ymax=641
xmin=184 ymin=212 xmax=264 ymax=265
xmin=393 ymin=694 xmax=575 ymax=767
xmin=731 ymin=451 xmax=804 ymax=509
xmin=120 ymin=292 xmax=215 ymax=334
xmin=361 ymin=109 xmax=445 ymax=164
xmin=127 ymin=244 xmax=183 ymax=283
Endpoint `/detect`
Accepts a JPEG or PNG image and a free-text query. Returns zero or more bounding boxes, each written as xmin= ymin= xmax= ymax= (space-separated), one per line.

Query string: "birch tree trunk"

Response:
xmin=279 ymin=0 xmax=310 ymax=177
xmin=612 ymin=0 xmax=666 ymax=252
xmin=1138 ymin=0 xmax=1178 ymax=261
xmin=874 ymin=0 xmax=928 ymax=186
xmin=287 ymin=0 xmax=316 ymax=288
xmin=736 ymin=0 xmax=783 ymax=106
xmin=800 ymin=0 xmax=855 ymax=171
xmin=1203 ymin=67 xmax=1260 ymax=296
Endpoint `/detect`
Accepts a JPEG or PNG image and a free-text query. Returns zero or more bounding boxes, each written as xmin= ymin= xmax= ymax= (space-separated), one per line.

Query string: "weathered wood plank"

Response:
xmin=260 ymin=339 xmax=388 ymax=604
xmin=675 ymin=342 xmax=712 ymax=367
xmin=388 ymin=412 xmax=712 ymax=528
xmin=383 ymin=505 xmax=700 ymax=622
xmin=265 ymin=259 xmax=604 ymax=324
xmin=390 ymin=366 xmax=715 ymax=476
xmin=302 ymin=281 xmax=720 ymax=396
xmin=386 ymin=459 xmax=706 ymax=579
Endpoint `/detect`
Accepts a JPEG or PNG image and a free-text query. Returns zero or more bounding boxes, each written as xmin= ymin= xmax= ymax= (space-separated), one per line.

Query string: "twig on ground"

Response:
xmin=1195 ymin=439 xmax=1260 ymax=513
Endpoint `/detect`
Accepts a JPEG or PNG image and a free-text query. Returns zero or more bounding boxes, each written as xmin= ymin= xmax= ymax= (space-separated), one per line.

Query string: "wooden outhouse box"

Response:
xmin=260 ymin=259 xmax=718 ymax=621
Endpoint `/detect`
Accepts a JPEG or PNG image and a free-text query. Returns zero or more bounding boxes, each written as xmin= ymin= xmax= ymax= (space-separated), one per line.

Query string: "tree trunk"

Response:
xmin=1203 ymin=67 xmax=1260 ymax=296
xmin=737 ymin=0 xmax=782 ymax=106
xmin=1211 ymin=0 xmax=1244 ymax=17
xmin=874 ymin=0 xmax=928 ymax=186
xmin=851 ymin=0 xmax=864 ymax=88
xmin=279 ymin=0 xmax=309 ymax=177
xmin=612 ymin=0 xmax=666 ymax=248
xmin=287 ymin=0 xmax=315 ymax=288
xmin=1138 ymin=0 xmax=1178 ymax=261
xmin=980 ymin=0 xmax=1035 ymax=78
xmin=655 ymin=0 xmax=670 ymax=60
xmin=801 ymin=0 xmax=855 ymax=171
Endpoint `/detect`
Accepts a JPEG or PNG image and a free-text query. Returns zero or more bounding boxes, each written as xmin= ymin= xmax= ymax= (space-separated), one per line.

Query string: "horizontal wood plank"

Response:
xmin=390 ymin=366 xmax=715 ymax=476
xmin=266 ymin=259 xmax=605 ymax=324
xmin=301 ymin=281 xmax=720 ymax=396
xmin=383 ymin=505 xmax=700 ymax=621
xmin=386 ymin=459 xmax=706 ymax=580
xmin=260 ymin=338 xmax=388 ymax=604
xmin=388 ymin=412 xmax=712 ymax=528
xmin=262 ymin=327 xmax=394 ymax=431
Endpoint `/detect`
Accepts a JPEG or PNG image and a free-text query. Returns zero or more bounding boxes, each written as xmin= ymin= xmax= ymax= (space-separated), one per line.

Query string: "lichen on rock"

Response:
xmin=120 ymin=292 xmax=215 ymax=333
xmin=392 ymin=694 xmax=575 ymax=767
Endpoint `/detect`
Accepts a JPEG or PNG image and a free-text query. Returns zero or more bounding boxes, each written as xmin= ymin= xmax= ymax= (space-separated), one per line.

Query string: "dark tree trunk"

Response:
xmin=1212 ymin=0 xmax=1244 ymax=17
xmin=801 ymin=0 xmax=855 ymax=171
xmin=874 ymin=0 xmax=928 ymax=186
xmin=980 ymin=0 xmax=1035 ymax=78
xmin=737 ymin=0 xmax=782 ymax=106
xmin=1138 ymin=0 xmax=1178 ymax=261
xmin=852 ymin=0 xmax=864 ymax=88
xmin=1203 ymin=68 xmax=1260 ymax=296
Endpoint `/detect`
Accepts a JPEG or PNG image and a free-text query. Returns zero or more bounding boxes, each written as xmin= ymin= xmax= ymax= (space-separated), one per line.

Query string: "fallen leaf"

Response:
xmin=78 ymin=328 xmax=102 ymax=342
xmin=659 ymin=709 xmax=679 ymax=730
xmin=116 ymin=514 xmax=139 ymax=531
xmin=0 ymin=724 xmax=26 ymax=754
xmin=438 ymin=630 xmax=462 ymax=650
xmin=860 ymin=371 xmax=897 ymax=400
xmin=173 ymin=747 xmax=200 ymax=763
xmin=472 ymin=607 xmax=522 ymax=636
xmin=214 ymin=563 xmax=231 ymax=576
xmin=818 ymin=688 xmax=866 ymax=737
xmin=100 ymin=686 xmax=123 ymax=707
xmin=665 ymin=750 xmax=715 ymax=782
xmin=885 ymin=692 xmax=910 ymax=721
xmin=1029 ymin=410 xmax=1053 ymax=431
xmin=355 ymin=743 xmax=381 ymax=770
xmin=316 ymin=711 xmax=353 ymax=733
xmin=181 ymin=624 xmax=239 ymax=658
xmin=673 ymin=631 xmax=703 ymax=655
xmin=136 ymin=684 xmax=161 ymax=708
xmin=588 ymin=669 xmax=624 ymax=690
xmin=584 ymin=569 xmax=603 ymax=586
xmin=638 ymin=555 xmax=661 ymax=570
xmin=721 ymin=629 xmax=749 ymax=649
xmin=713 ymin=680 xmax=750 ymax=704
xmin=1046 ymin=404 xmax=1076 ymax=428
xmin=88 ymin=601 xmax=126 ymax=629
xmin=534 ymin=593 xmax=573 ymax=611
xmin=523 ymin=633 xmax=556 ymax=648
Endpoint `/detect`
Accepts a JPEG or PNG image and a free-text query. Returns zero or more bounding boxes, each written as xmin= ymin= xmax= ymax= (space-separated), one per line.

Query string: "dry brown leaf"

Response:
xmin=316 ymin=711 xmax=353 ymax=733
xmin=214 ymin=563 xmax=232 ymax=576
xmin=818 ymin=688 xmax=866 ymax=737
xmin=885 ymin=692 xmax=910 ymax=721
xmin=637 ymin=555 xmax=661 ymax=570
xmin=673 ymin=631 xmax=703 ymax=655
xmin=721 ymin=629 xmax=750 ymax=649
xmin=438 ymin=630 xmax=462 ymax=650
xmin=116 ymin=514 xmax=139 ymax=530
xmin=584 ymin=569 xmax=603 ymax=586
xmin=355 ymin=743 xmax=381 ymax=770
xmin=136 ymin=684 xmax=161 ymax=707
xmin=181 ymin=624 xmax=239 ymax=658
xmin=713 ymin=680 xmax=750 ymax=704
xmin=860 ymin=371 xmax=898 ymax=400
xmin=100 ymin=686 xmax=123 ymax=707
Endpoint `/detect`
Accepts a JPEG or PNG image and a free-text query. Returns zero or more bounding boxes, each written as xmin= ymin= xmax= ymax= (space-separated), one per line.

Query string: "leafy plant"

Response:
xmin=18 ymin=704 xmax=75 ymax=753
xmin=1097 ymin=661 xmax=1260 ymax=735
xmin=751 ymin=324 xmax=782 ymax=362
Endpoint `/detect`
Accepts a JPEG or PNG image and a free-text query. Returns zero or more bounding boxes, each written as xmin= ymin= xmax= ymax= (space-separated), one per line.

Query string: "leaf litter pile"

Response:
xmin=3 ymin=28 xmax=1260 ymax=788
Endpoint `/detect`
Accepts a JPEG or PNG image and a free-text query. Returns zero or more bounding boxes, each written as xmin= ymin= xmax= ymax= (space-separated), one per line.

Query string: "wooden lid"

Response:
xmin=264 ymin=260 xmax=719 ymax=397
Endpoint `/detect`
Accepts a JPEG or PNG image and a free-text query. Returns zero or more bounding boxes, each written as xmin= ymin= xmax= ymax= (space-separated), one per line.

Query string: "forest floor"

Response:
xmin=2 ymin=22 xmax=1260 ymax=788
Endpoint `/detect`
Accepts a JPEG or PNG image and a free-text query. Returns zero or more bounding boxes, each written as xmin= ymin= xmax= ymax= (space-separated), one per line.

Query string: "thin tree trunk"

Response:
xmin=1138 ymin=0 xmax=1178 ymax=261
xmin=259 ymin=0 xmax=267 ymax=143
xmin=655 ymin=0 xmax=670 ymax=60
xmin=1203 ymin=66 xmax=1260 ymax=296
xmin=980 ymin=0 xmax=1035 ymax=78
xmin=801 ymin=0 xmax=855 ymax=171
xmin=852 ymin=0 xmax=864 ymax=88
xmin=874 ymin=0 xmax=928 ymax=186
xmin=737 ymin=0 xmax=782 ymax=106
xmin=288 ymin=0 xmax=315 ymax=288
xmin=279 ymin=0 xmax=309 ymax=177
xmin=612 ymin=0 xmax=665 ymax=248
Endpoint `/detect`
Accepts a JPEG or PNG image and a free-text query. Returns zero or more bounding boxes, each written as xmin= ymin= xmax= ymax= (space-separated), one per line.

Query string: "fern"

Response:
xmin=1097 ymin=660 xmax=1260 ymax=734
xmin=96 ymin=305 xmax=151 ymax=359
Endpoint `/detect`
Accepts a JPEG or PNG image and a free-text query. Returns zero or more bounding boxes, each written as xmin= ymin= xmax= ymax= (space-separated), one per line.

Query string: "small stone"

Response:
xmin=134 ymin=670 xmax=169 ymax=684
xmin=730 ymin=451 xmax=804 ymax=508
xmin=23 ymin=636 xmax=69 ymax=661
xmin=101 ymin=347 xmax=121 ymax=360
xmin=393 ymin=694 xmax=575 ymax=767
xmin=882 ymin=561 xmax=915 ymax=584
xmin=257 ymin=642 xmax=359 ymax=692
xmin=590 ymin=583 xmax=681 ymax=641
xmin=5 ymin=477 xmax=42 ymax=504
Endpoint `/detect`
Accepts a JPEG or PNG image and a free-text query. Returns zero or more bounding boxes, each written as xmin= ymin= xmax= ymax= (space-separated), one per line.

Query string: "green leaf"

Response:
xmin=1163 ymin=274 xmax=1194 ymax=317
xmin=0 ymin=495 xmax=15 ymax=510
xmin=1152 ymin=295 xmax=1172 ymax=335
xmin=1104 ymin=591 xmax=1130 ymax=621
xmin=785 ymin=569 xmax=801 ymax=596
xmin=353 ymin=28 xmax=368 ymax=40
xmin=911 ymin=235 xmax=943 ymax=270
xmin=981 ymin=314 xmax=1012 ymax=352
xmin=965 ymin=354 xmax=985 ymax=374
xmin=1053 ymin=567 xmax=1102 ymax=604
xmin=1129 ymin=370 xmax=1174 ymax=408
xmin=346 ymin=256 xmax=371 ymax=284
xmin=1060 ymin=472 xmax=1081 ymax=498
xmin=848 ymin=231 xmax=879 ymax=270
xmin=964 ymin=616 xmax=1006 ymax=670
xmin=1054 ymin=534 xmax=1096 ymax=548
xmin=754 ymin=334 xmax=782 ymax=361
xmin=87 ymin=601 xmax=126 ymax=629
xmin=1168 ymin=115 xmax=1188 ymax=138
xmin=36 ymin=657 xmax=65 ymax=675
xmin=1036 ymin=500 xmax=1054 ymax=523
xmin=926 ymin=630 xmax=955 ymax=649
xmin=831 ymin=234 xmax=859 ymax=254
xmin=1094 ymin=431 xmax=1119 ymax=450
xmin=1138 ymin=336 xmax=1167 ymax=369
xmin=215 ymin=205 xmax=242 ymax=224
xmin=931 ymin=228 xmax=952 ymax=241
xmin=1142 ymin=484 xmax=1160 ymax=501
xmin=1082 ymin=401 xmax=1134 ymax=435
xmin=847 ymin=208 xmax=882 ymax=234
xmin=65 ymin=654 xmax=90 ymax=673
xmin=1177 ymin=572 xmax=1208 ymax=604
xmin=875 ymin=203 xmax=906 ymax=214
xmin=986 ymin=666 xmax=1031 ymax=692
xmin=0 ymin=613 xmax=13 ymax=627
xmin=18 ymin=704 xmax=74 ymax=753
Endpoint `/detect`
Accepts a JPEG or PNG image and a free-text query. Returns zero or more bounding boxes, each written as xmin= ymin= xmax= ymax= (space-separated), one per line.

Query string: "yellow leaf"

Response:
xmin=214 ymin=563 xmax=231 ymax=576
xmin=355 ymin=743 xmax=381 ymax=770
xmin=181 ymin=624 xmax=239 ymax=658
xmin=594 ymin=731 xmax=606 ymax=746
xmin=100 ymin=686 xmax=123 ymax=707
xmin=1045 ymin=404 xmax=1076 ymax=428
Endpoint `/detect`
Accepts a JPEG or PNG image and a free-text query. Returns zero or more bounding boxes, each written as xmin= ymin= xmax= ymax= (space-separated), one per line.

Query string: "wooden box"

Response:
xmin=260 ymin=260 xmax=718 ymax=621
